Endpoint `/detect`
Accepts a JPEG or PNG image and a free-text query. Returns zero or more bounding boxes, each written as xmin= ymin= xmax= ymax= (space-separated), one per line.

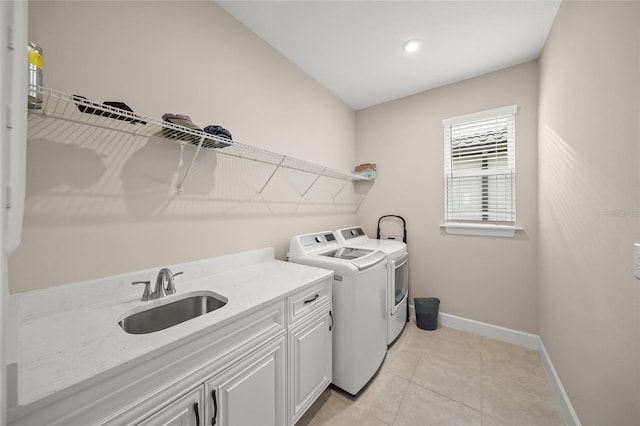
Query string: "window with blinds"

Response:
xmin=443 ymin=105 xmax=517 ymax=227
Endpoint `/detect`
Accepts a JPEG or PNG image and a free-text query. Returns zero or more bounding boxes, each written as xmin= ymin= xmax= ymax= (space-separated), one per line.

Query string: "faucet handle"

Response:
xmin=165 ymin=271 xmax=183 ymax=295
xmin=132 ymin=281 xmax=151 ymax=301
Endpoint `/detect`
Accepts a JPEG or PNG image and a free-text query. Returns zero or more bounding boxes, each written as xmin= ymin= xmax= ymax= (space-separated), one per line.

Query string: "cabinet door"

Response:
xmin=205 ymin=336 xmax=286 ymax=426
xmin=288 ymin=308 xmax=333 ymax=425
xmin=137 ymin=386 xmax=203 ymax=426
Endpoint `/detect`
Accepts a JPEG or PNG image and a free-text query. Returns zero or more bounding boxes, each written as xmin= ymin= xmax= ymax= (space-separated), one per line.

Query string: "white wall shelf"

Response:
xmin=29 ymin=88 xmax=372 ymax=195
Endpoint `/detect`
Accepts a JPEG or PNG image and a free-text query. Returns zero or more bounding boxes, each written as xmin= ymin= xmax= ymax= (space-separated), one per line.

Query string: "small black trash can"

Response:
xmin=415 ymin=297 xmax=440 ymax=330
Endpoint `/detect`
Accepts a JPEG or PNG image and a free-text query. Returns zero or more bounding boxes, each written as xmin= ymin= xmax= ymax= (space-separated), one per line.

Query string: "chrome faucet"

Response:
xmin=153 ymin=268 xmax=183 ymax=299
xmin=131 ymin=268 xmax=183 ymax=301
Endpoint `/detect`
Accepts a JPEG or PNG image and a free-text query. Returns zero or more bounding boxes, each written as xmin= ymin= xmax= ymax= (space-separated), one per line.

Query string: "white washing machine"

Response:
xmin=335 ymin=226 xmax=409 ymax=345
xmin=288 ymin=231 xmax=387 ymax=395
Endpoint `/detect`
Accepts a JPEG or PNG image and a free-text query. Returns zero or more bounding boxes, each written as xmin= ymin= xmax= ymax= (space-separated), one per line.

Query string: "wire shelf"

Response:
xmin=29 ymin=88 xmax=373 ymax=193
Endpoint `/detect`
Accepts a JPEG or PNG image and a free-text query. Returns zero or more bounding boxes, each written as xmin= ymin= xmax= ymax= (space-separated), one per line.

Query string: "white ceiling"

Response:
xmin=216 ymin=0 xmax=560 ymax=110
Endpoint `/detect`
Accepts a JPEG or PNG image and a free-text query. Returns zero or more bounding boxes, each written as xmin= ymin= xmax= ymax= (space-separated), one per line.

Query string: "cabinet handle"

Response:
xmin=193 ymin=402 xmax=200 ymax=425
xmin=211 ymin=390 xmax=218 ymax=426
xmin=304 ymin=294 xmax=319 ymax=304
xmin=329 ymin=310 xmax=333 ymax=331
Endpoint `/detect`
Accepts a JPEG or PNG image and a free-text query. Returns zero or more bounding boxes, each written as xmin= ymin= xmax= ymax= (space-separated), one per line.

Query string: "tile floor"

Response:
xmin=296 ymin=320 xmax=566 ymax=426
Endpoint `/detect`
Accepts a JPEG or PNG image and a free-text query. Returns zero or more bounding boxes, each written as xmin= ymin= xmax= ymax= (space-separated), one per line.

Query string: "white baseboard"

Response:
xmin=439 ymin=312 xmax=540 ymax=350
xmin=409 ymin=306 xmax=581 ymax=426
xmin=537 ymin=339 xmax=582 ymax=426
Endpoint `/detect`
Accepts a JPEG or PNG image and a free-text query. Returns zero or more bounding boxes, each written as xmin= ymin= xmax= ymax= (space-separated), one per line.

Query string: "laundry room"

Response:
xmin=1 ymin=1 xmax=639 ymax=426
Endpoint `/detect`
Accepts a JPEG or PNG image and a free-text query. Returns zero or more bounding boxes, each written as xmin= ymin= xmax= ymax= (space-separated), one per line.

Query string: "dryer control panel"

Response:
xmin=339 ymin=227 xmax=366 ymax=241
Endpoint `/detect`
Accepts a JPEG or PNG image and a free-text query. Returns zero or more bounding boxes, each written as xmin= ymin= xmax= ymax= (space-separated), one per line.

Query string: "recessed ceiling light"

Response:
xmin=402 ymin=39 xmax=422 ymax=54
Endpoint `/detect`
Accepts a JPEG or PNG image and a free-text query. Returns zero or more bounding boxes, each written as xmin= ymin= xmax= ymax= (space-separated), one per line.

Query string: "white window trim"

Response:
xmin=443 ymin=104 xmax=519 ymax=237
xmin=442 ymin=104 xmax=518 ymax=127
xmin=440 ymin=223 xmax=523 ymax=238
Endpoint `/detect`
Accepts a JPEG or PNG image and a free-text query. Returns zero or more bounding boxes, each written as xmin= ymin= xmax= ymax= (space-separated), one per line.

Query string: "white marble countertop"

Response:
xmin=9 ymin=248 xmax=332 ymax=408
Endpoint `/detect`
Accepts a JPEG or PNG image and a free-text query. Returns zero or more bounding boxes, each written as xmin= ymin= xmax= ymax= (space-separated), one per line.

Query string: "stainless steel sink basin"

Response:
xmin=119 ymin=292 xmax=227 ymax=334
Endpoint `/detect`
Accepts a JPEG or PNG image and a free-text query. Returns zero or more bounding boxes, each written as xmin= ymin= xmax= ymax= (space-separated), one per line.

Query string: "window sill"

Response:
xmin=441 ymin=223 xmax=522 ymax=237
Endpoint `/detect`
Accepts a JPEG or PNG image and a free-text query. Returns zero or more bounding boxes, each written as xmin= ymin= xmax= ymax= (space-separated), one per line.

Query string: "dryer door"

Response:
xmin=391 ymin=254 xmax=409 ymax=314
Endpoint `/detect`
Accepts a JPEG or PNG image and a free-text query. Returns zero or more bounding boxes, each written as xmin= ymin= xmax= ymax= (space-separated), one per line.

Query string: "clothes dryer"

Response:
xmin=335 ymin=226 xmax=408 ymax=345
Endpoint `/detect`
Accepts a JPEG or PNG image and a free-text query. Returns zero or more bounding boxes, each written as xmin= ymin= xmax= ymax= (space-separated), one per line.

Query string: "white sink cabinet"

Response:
xmin=8 ymin=249 xmax=333 ymax=426
xmin=101 ymin=299 xmax=287 ymax=426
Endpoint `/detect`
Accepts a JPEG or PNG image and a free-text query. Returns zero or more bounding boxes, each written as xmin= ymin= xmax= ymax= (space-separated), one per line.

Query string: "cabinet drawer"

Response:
xmin=137 ymin=386 xmax=203 ymax=426
xmin=288 ymin=279 xmax=331 ymax=326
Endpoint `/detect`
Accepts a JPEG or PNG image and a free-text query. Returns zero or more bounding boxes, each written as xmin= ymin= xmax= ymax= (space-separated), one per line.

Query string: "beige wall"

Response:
xmin=355 ymin=61 xmax=540 ymax=333
xmin=538 ymin=1 xmax=640 ymax=425
xmin=13 ymin=3 xmax=640 ymax=423
xmin=10 ymin=1 xmax=359 ymax=292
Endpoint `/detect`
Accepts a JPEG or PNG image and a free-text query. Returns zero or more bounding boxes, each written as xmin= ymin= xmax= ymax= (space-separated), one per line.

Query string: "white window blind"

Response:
xmin=443 ymin=105 xmax=517 ymax=226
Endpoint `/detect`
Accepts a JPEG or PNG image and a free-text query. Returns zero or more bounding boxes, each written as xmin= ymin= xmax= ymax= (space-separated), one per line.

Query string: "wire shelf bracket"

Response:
xmin=258 ymin=156 xmax=286 ymax=195
xmin=300 ymin=167 xmax=327 ymax=198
